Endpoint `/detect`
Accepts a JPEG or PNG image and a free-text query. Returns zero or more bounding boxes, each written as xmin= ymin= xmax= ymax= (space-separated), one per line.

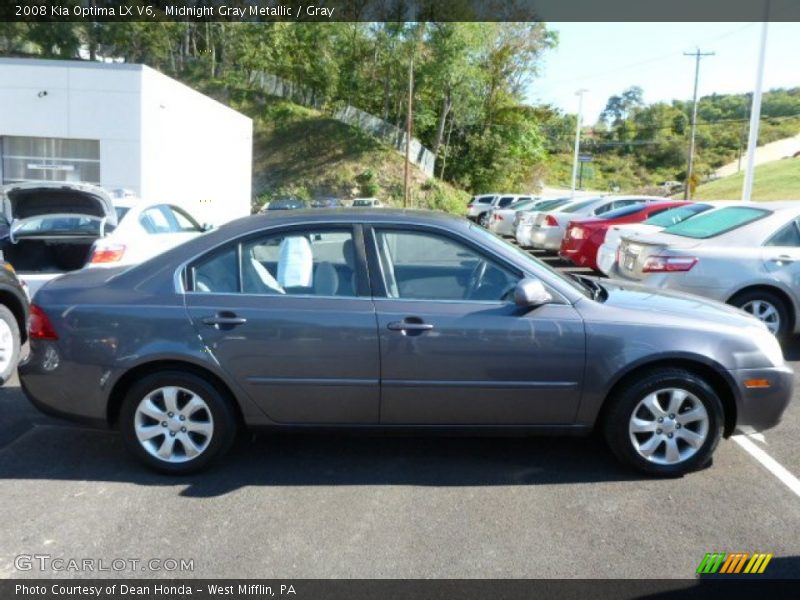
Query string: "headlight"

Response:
xmin=753 ymin=328 xmax=785 ymax=367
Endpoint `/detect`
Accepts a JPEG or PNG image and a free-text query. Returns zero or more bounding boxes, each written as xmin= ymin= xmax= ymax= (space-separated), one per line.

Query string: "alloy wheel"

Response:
xmin=741 ymin=299 xmax=780 ymax=335
xmin=628 ymin=388 xmax=709 ymax=466
xmin=134 ymin=386 xmax=214 ymax=463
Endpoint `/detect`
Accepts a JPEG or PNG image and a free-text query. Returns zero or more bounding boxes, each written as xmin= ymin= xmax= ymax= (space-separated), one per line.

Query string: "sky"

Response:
xmin=527 ymin=22 xmax=800 ymax=123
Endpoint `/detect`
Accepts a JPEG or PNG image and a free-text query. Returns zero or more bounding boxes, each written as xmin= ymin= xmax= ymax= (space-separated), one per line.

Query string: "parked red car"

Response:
xmin=560 ymin=201 xmax=691 ymax=271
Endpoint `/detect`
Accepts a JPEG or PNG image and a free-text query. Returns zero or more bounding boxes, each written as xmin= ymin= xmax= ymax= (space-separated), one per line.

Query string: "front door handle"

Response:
xmin=769 ymin=255 xmax=795 ymax=264
xmin=387 ymin=319 xmax=434 ymax=333
xmin=202 ymin=312 xmax=248 ymax=328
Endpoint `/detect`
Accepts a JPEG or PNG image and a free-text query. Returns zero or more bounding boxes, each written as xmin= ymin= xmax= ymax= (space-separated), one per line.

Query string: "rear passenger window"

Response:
xmin=765 ymin=220 xmax=800 ymax=247
xmin=189 ymin=228 xmax=358 ymax=297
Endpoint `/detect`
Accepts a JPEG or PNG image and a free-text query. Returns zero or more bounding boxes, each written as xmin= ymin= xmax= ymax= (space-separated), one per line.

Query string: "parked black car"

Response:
xmin=0 ymin=257 xmax=29 ymax=385
xmin=262 ymin=197 xmax=307 ymax=211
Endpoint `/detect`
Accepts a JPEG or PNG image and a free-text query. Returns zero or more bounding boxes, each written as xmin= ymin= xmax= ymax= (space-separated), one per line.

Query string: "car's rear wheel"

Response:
xmin=603 ymin=369 xmax=723 ymax=476
xmin=0 ymin=305 xmax=21 ymax=385
xmin=119 ymin=371 xmax=238 ymax=474
xmin=478 ymin=213 xmax=490 ymax=227
xmin=729 ymin=289 xmax=790 ymax=339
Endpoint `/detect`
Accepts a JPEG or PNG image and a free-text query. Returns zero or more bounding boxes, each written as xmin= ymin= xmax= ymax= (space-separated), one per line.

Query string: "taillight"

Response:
xmin=494 ymin=213 xmax=503 ymax=221
xmin=29 ymin=304 xmax=58 ymax=340
xmin=642 ymin=256 xmax=698 ymax=273
xmin=544 ymin=215 xmax=559 ymax=227
xmin=569 ymin=226 xmax=584 ymax=239
xmin=91 ymin=244 xmax=126 ymax=264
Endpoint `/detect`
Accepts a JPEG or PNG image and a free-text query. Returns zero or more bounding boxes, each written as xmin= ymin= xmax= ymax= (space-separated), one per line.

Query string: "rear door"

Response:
xmin=184 ymin=223 xmax=380 ymax=424
xmin=365 ymin=225 xmax=585 ymax=425
xmin=761 ymin=217 xmax=800 ymax=290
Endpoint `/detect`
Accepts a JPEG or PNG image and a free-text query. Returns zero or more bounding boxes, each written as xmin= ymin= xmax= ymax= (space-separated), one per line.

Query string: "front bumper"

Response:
xmin=732 ymin=365 xmax=794 ymax=432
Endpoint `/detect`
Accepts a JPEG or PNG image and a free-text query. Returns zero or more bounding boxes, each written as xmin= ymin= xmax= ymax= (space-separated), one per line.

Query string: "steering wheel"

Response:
xmin=464 ymin=259 xmax=488 ymax=300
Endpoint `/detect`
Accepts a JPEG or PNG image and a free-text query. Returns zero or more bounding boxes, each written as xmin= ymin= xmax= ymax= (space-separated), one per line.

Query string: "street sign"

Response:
xmin=578 ymin=154 xmax=592 ymax=163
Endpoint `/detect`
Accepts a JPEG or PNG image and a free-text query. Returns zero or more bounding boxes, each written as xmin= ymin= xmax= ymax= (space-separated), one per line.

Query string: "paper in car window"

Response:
xmin=277 ymin=236 xmax=313 ymax=288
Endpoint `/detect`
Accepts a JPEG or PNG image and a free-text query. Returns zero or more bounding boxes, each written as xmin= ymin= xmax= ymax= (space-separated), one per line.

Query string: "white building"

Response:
xmin=0 ymin=57 xmax=252 ymax=225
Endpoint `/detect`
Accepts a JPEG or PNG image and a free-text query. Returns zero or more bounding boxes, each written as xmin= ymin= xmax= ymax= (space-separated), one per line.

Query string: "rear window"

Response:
xmin=600 ymin=204 xmax=648 ymax=220
xmin=643 ymin=204 xmax=710 ymax=227
xmin=664 ymin=206 xmax=769 ymax=239
xmin=561 ymin=198 xmax=599 ymax=213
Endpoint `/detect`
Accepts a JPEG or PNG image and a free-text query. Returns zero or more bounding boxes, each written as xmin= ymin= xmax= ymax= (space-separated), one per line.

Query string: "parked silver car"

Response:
xmin=466 ymin=194 xmax=529 ymax=226
xmin=20 ymin=210 xmax=792 ymax=476
xmin=596 ymin=202 xmax=721 ymax=276
xmin=612 ymin=202 xmax=800 ymax=338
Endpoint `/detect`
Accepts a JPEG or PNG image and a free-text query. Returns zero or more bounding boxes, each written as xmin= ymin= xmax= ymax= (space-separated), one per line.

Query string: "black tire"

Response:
xmin=603 ymin=368 xmax=724 ymax=476
xmin=119 ymin=371 xmax=238 ymax=474
xmin=478 ymin=212 xmax=489 ymax=227
xmin=729 ymin=289 xmax=791 ymax=341
xmin=0 ymin=304 xmax=21 ymax=386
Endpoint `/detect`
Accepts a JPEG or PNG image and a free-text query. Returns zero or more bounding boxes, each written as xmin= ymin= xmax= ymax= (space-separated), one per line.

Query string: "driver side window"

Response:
xmin=374 ymin=229 xmax=519 ymax=301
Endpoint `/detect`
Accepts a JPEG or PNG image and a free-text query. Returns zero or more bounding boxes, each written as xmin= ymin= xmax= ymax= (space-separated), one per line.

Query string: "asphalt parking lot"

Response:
xmin=0 ymin=251 xmax=798 ymax=580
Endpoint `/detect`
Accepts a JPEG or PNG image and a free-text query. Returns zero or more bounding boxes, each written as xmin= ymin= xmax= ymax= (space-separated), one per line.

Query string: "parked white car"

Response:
xmin=486 ymin=196 xmax=545 ymax=236
xmin=466 ymin=194 xmax=531 ymax=226
xmin=595 ymin=202 xmax=721 ymax=276
xmin=514 ymin=198 xmax=579 ymax=248
xmin=88 ymin=197 xmax=208 ymax=269
xmin=526 ymin=196 xmax=665 ymax=251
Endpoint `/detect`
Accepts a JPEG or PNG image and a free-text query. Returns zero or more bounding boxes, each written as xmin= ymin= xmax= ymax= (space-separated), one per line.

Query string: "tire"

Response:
xmin=478 ymin=213 xmax=489 ymax=227
xmin=729 ymin=289 xmax=790 ymax=340
xmin=0 ymin=304 xmax=21 ymax=386
xmin=119 ymin=371 xmax=238 ymax=474
xmin=603 ymin=368 xmax=723 ymax=476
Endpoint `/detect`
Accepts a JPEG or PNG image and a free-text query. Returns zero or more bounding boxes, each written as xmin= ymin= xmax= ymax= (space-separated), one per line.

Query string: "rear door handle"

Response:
xmin=387 ymin=320 xmax=434 ymax=332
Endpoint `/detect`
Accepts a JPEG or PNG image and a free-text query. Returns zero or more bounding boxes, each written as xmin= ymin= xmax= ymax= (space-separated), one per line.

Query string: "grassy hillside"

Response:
xmin=213 ymin=89 xmax=470 ymax=214
xmin=692 ymin=158 xmax=800 ymax=201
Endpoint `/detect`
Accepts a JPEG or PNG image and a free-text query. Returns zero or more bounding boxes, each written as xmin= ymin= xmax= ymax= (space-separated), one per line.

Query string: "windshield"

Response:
xmin=643 ymin=203 xmax=710 ymax=227
xmin=664 ymin=206 xmax=769 ymax=239
xmin=13 ymin=215 xmax=103 ymax=236
xmin=470 ymin=225 xmax=591 ymax=298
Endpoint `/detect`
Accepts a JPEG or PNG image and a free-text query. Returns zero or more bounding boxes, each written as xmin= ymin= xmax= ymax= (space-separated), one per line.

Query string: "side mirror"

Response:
xmin=514 ymin=277 xmax=551 ymax=308
xmin=202 ymin=223 xmax=214 ymax=232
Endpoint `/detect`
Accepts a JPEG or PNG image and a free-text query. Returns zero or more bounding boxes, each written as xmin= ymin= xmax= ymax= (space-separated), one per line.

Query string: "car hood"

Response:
xmin=3 ymin=183 xmax=116 ymax=224
xmin=591 ymin=277 xmax=763 ymax=331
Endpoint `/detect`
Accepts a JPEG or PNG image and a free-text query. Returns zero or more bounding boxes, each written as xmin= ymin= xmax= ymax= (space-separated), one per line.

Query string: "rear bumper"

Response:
xmin=530 ymin=227 xmax=563 ymax=251
xmin=596 ymin=243 xmax=616 ymax=276
xmin=732 ymin=365 xmax=794 ymax=432
xmin=18 ymin=341 xmax=109 ymax=427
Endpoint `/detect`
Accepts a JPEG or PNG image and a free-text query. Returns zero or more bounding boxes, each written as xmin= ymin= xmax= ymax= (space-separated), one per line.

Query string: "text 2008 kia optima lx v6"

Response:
xmin=20 ymin=210 xmax=793 ymax=475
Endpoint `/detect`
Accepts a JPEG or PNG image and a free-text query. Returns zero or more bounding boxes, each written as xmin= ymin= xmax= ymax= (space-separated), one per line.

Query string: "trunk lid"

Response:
xmin=3 ymin=183 xmax=116 ymax=241
xmin=616 ymin=231 xmax=701 ymax=280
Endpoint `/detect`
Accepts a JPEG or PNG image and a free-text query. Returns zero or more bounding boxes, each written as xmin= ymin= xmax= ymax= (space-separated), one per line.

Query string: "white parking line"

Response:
xmin=732 ymin=434 xmax=800 ymax=498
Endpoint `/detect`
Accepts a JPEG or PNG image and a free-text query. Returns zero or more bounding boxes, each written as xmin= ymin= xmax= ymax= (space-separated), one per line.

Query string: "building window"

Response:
xmin=0 ymin=136 xmax=100 ymax=185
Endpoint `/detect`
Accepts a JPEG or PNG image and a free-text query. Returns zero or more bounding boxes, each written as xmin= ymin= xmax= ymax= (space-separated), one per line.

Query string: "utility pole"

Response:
xmin=683 ymin=49 xmax=715 ymax=199
xmin=742 ymin=13 xmax=770 ymax=202
xmin=570 ymin=89 xmax=588 ymax=198
xmin=403 ymin=51 xmax=415 ymax=208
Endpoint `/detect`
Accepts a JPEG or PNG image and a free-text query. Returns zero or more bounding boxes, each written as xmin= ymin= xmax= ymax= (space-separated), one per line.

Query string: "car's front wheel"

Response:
xmin=603 ymin=369 xmax=723 ymax=476
xmin=119 ymin=371 xmax=238 ymax=474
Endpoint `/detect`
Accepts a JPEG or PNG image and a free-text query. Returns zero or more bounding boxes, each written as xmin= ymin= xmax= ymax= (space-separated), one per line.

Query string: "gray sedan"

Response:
xmin=19 ymin=210 xmax=792 ymax=475
xmin=613 ymin=202 xmax=800 ymax=339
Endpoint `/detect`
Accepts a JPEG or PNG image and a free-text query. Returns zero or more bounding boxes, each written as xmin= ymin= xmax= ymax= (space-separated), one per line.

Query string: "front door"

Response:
xmin=184 ymin=224 xmax=380 ymax=424
xmin=366 ymin=226 xmax=585 ymax=425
